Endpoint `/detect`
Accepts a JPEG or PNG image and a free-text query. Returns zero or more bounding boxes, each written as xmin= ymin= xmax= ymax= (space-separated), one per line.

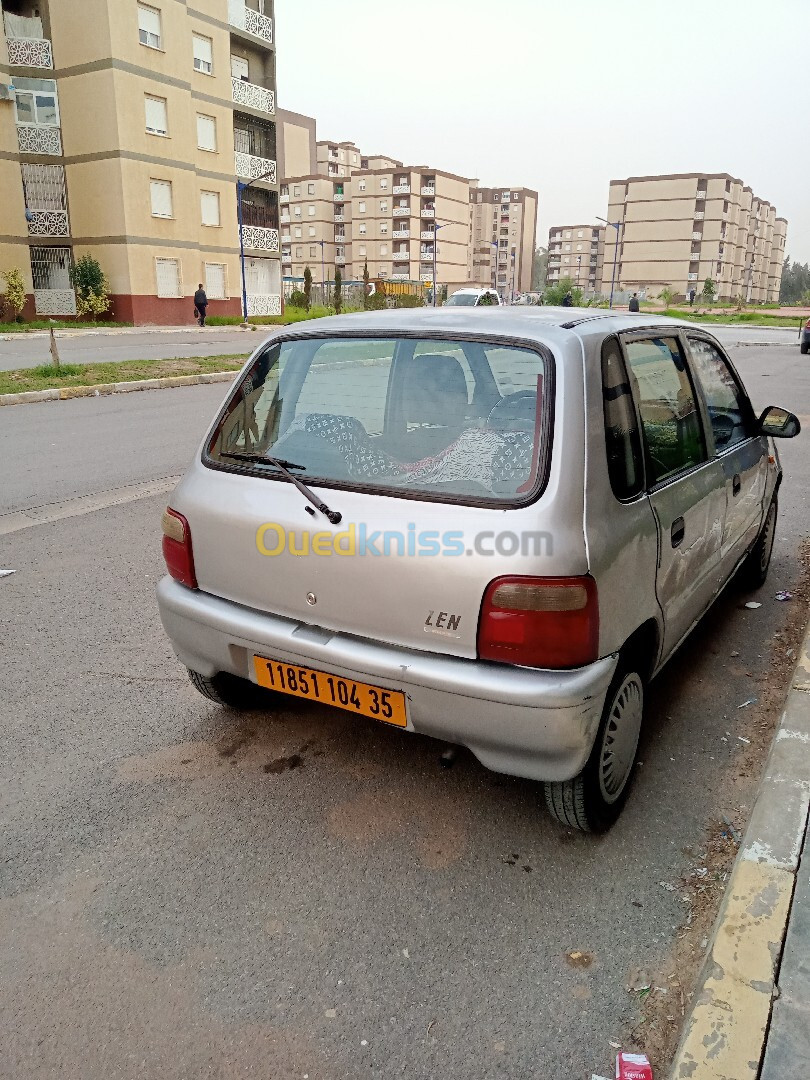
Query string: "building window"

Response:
xmin=13 ymin=78 xmax=59 ymax=126
xmin=196 ymin=114 xmax=216 ymax=151
xmin=200 ymin=190 xmax=221 ymax=226
xmin=192 ymin=34 xmax=213 ymax=74
xmin=308 ymin=226 xmax=315 ymax=237
xmin=294 ymin=226 xmax=302 ymax=238
xmin=230 ymin=54 xmax=248 ymax=80
xmin=144 ymin=94 xmax=168 ymax=136
xmin=310 ymin=246 xmax=317 ymax=257
xmin=564 ymin=244 xmax=570 ymax=252
xmin=359 ymin=223 xmax=367 ymax=234
xmin=577 ymin=230 xmax=583 ymax=238
xmin=380 ymin=244 xmax=388 ymax=255
xmin=204 ymin=262 xmax=226 ymax=299
xmin=380 ymin=202 xmax=388 ymax=213
xmin=307 ymin=183 xmax=315 ymax=195
xmin=307 ymin=205 xmax=315 ymax=216
xmin=155 ymin=257 xmax=181 ymax=297
xmin=380 ymin=178 xmax=388 ymax=189
xmin=358 ymin=180 xmax=366 ymax=191
xmin=296 ymin=246 xmax=303 ymax=257
xmin=380 ymin=223 xmax=388 ymax=235
xmin=150 ymin=179 xmax=173 ymax=218
xmin=294 ymin=207 xmax=301 ymax=218
xmin=138 ymin=3 xmax=161 ymax=49
xmin=576 ymin=244 xmax=582 ymax=251
xmin=293 ymin=185 xmax=301 ymax=197
xmin=359 ymin=244 xmax=366 ymax=256
xmin=359 ymin=201 xmax=366 ymax=213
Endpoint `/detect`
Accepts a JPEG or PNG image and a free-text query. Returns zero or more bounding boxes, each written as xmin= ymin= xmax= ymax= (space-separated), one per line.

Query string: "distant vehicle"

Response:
xmin=444 ymin=288 xmax=502 ymax=307
xmin=801 ymin=318 xmax=809 ymax=355
xmin=158 ymin=309 xmax=800 ymax=832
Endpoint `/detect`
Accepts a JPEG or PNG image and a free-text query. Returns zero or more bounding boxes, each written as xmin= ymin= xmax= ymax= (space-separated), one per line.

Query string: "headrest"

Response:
xmin=400 ymin=354 xmax=468 ymax=427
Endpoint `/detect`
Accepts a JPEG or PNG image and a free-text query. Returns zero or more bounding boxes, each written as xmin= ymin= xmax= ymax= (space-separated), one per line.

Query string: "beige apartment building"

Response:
xmin=279 ymin=172 xmax=352 ymax=282
xmin=0 ymin=0 xmax=280 ymax=324
xmin=601 ymin=173 xmax=787 ymax=302
xmin=545 ymin=224 xmax=605 ymax=293
xmin=468 ymin=185 xmax=538 ymax=297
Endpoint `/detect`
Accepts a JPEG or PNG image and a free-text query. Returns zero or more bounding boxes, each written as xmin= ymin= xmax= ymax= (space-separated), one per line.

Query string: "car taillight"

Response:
xmin=162 ymin=507 xmax=197 ymax=589
xmin=478 ymin=575 xmax=599 ymax=669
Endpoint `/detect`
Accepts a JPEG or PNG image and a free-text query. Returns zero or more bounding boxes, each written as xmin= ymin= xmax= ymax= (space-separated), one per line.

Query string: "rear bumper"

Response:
xmin=157 ymin=576 xmax=618 ymax=783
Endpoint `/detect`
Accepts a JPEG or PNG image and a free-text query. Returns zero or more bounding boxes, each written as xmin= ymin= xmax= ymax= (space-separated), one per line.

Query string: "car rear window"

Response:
xmin=205 ymin=335 xmax=552 ymax=505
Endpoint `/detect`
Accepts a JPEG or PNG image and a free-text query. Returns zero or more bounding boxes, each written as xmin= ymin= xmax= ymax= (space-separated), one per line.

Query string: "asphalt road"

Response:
xmin=0 ymin=319 xmax=803 ymax=371
xmin=1 ymin=345 xmax=808 ymax=1079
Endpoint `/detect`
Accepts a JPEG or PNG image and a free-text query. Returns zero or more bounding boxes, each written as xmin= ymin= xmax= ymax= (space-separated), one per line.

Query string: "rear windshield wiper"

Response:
xmin=219 ymin=451 xmax=342 ymax=525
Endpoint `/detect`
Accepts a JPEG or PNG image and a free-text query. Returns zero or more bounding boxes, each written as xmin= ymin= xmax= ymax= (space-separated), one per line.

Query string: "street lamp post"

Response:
xmin=237 ymin=165 xmax=277 ymax=324
xmin=491 ymin=241 xmax=498 ymax=295
xmin=432 ymin=222 xmax=447 ymax=307
xmin=319 ymin=239 xmax=325 ymax=306
xmin=596 ymin=215 xmax=622 ymax=309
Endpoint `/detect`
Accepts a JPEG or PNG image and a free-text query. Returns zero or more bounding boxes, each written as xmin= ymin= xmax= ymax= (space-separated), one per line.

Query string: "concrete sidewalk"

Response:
xmin=671 ymin=626 xmax=810 ymax=1079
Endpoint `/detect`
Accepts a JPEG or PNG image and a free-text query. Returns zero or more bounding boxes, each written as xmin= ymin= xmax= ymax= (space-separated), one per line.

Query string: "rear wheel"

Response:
xmin=187 ymin=669 xmax=270 ymax=709
xmin=739 ymin=495 xmax=777 ymax=591
xmin=800 ymin=342 xmax=809 ymax=355
xmin=544 ymin=661 xmax=644 ymax=832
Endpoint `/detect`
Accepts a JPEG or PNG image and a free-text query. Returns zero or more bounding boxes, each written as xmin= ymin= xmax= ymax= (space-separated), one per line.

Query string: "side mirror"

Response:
xmin=758 ymin=406 xmax=801 ymax=439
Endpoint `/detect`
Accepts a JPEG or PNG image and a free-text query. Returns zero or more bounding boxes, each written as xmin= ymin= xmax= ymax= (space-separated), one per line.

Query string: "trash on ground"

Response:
xmin=737 ymin=697 xmax=757 ymax=709
xmin=744 ymin=601 xmax=762 ymax=609
xmin=721 ymin=814 xmax=741 ymax=844
xmin=566 ymin=950 xmax=593 ymax=968
xmin=616 ymin=1050 xmax=654 ymax=1079
xmin=730 ymin=650 xmax=740 ymax=657
xmin=609 ymin=1040 xmax=622 ymax=1050
xmin=658 ymin=881 xmax=675 ymax=891
xmin=0 ymin=569 xmax=16 ymax=579
xmin=626 ymin=967 xmax=652 ymax=992
xmin=775 ymin=591 xmax=793 ymax=601
xmin=737 ymin=735 xmax=751 ymax=744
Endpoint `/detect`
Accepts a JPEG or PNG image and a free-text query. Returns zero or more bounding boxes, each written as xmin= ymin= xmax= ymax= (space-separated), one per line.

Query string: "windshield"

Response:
xmin=206 ymin=336 xmax=551 ymax=504
xmin=444 ymin=293 xmax=479 ymax=306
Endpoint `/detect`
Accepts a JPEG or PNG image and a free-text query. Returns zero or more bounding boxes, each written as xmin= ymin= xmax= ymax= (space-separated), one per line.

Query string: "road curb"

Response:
xmin=0 ymin=369 xmax=238 ymax=407
xmin=670 ymin=624 xmax=810 ymax=1080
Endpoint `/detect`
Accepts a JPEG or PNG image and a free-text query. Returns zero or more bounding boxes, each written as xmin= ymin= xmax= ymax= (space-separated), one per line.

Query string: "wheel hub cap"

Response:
xmin=599 ymin=674 xmax=644 ymax=804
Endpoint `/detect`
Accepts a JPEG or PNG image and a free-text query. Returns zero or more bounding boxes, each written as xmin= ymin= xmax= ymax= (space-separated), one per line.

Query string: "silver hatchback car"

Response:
xmin=158 ymin=308 xmax=800 ymax=831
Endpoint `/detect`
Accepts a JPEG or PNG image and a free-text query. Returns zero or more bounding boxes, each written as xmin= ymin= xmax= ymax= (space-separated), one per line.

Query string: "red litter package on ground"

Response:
xmin=616 ymin=1052 xmax=653 ymax=1080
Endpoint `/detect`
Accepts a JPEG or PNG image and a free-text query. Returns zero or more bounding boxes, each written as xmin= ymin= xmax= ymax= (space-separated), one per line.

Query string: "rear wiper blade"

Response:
xmin=219 ymin=451 xmax=342 ymax=525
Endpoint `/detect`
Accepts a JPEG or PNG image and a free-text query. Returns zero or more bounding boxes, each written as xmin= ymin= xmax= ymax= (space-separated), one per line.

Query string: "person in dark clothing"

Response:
xmin=561 ymin=292 xmax=573 ymax=307
xmin=688 ymin=288 xmax=696 ymax=307
xmin=194 ymin=284 xmax=208 ymax=326
xmin=628 ymin=292 xmax=640 ymax=312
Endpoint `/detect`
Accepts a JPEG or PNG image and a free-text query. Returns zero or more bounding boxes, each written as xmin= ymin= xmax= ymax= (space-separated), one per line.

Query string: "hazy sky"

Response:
xmin=276 ymin=0 xmax=809 ymax=264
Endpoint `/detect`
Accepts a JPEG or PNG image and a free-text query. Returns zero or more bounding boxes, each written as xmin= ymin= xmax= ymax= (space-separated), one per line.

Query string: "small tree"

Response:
xmin=543 ymin=276 xmax=583 ymax=306
xmin=1 ymin=267 xmax=26 ymax=321
xmin=303 ymin=266 xmax=312 ymax=311
xmin=658 ymin=287 xmax=675 ymax=309
xmin=702 ymin=277 xmax=716 ymax=304
xmin=70 ymin=255 xmax=111 ymax=320
xmin=333 ymin=268 xmax=342 ymax=315
xmin=362 ymin=261 xmax=370 ymax=310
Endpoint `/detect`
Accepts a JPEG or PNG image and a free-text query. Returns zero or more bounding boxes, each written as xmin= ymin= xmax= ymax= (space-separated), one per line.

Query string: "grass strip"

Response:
xmin=0 ymin=354 xmax=249 ymax=396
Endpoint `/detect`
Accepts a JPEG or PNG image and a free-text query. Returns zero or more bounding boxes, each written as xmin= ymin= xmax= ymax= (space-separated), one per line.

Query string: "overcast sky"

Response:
xmin=275 ymin=0 xmax=809 ymax=265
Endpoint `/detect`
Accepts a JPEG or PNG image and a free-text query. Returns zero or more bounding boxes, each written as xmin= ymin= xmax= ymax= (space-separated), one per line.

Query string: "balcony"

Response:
xmin=391 ymin=272 xmax=409 ymax=280
xmin=693 ymin=211 xmax=704 ymax=220
xmin=335 ymin=254 xmax=346 ymax=265
xmin=27 ymin=210 xmax=69 ymax=237
xmin=393 ymin=184 xmax=410 ymax=195
xmin=228 ymin=0 xmax=273 ymax=45
xmin=420 ymin=252 xmax=434 ymax=263
xmin=235 ymin=151 xmax=276 ymax=183
xmin=333 ymin=191 xmax=346 ymax=203
xmin=687 ymin=273 xmax=699 ymax=281
xmin=392 ymin=229 xmax=409 ymax=239
xmin=394 ymin=248 xmax=409 ymax=259
xmin=4 ymin=12 xmax=53 ymax=67
xmin=281 ymin=233 xmax=290 ymax=243
xmin=420 ymin=230 xmax=436 ymax=240
xmin=280 ymin=213 xmax=290 ymax=224
xmin=16 ymin=123 xmax=62 ymax=156
xmin=335 ymin=232 xmax=346 ymax=242
xmin=334 ymin=212 xmax=345 ymax=223
xmin=420 ymin=207 xmax=435 ymax=219
xmin=393 ymin=207 xmax=410 ymax=217
xmin=420 ymin=185 xmax=435 ymax=196
xmin=696 ymin=191 xmax=706 ymax=200
xmin=242 ymin=225 xmax=279 ymax=251
xmin=279 ymin=193 xmax=289 ymax=204
xmin=692 ymin=231 xmax=702 ymax=240
xmin=231 ymin=77 xmax=275 ymax=116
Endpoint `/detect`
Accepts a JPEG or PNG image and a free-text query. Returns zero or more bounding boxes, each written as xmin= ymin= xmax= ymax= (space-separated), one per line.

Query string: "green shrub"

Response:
xmin=394 ymin=293 xmax=424 ymax=308
xmin=288 ymin=289 xmax=308 ymax=308
xmin=1 ymin=267 xmax=27 ymax=321
xmin=70 ymin=254 xmax=111 ymax=320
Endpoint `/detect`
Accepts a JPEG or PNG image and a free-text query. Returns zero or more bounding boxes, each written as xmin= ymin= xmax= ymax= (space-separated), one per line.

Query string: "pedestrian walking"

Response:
xmin=561 ymin=291 xmax=573 ymax=307
xmin=688 ymin=288 xmax=696 ymax=307
xmin=628 ymin=292 xmax=640 ymax=312
xmin=194 ymin=283 xmax=208 ymax=326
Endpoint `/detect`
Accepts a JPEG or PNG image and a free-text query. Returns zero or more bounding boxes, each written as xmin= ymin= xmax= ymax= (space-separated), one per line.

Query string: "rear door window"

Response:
xmin=206 ymin=335 xmax=552 ymax=504
xmin=601 ymin=336 xmax=643 ymax=499
xmin=623 ymin=336 xmax=707 ymax=485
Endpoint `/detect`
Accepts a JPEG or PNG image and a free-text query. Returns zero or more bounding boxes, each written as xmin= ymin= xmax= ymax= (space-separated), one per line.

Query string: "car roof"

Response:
xmin=277 ymin=305 xmax=701 ymax=345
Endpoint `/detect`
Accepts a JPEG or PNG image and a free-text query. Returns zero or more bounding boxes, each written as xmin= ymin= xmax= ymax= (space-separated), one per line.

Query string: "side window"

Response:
xmin=601 ymin=336 xmax=643 ymax=499
xmin=687 ymin=337 xmax=753 ymax=450
xmin=624 ymin=336 xmax=707 ymax=485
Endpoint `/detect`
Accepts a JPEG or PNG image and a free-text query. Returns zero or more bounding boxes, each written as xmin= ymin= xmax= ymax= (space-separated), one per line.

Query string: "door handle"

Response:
xmin=671 ymin=517 xmax=685 ymax=548
xmin=733 ymin=474 xmax=741 ymax=496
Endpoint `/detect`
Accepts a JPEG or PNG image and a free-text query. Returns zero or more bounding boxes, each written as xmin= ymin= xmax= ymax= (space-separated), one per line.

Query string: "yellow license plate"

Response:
xmin=253 ymin=655 xmax=408 ymax=727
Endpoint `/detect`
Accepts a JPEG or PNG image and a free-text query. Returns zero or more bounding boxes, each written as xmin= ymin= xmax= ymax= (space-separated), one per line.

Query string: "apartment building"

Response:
xmin=279 ymin=172 xmax=351 ymax=282
xmin=348 ymin=166 xmax=470 ymax=285
xmin=545 ymin=224 xmax=605 ymax=293
xmin=0 ymin=0 xmax=280 ymax=324
xmin=468 ymin=185 xmax=538 ymax=297
xmin=601 ymin=173 xmax=787 ymax=302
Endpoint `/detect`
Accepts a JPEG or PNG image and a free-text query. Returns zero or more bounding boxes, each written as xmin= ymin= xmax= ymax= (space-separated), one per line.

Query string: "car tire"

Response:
xmin=187 ymin=668 xmax=270 ymax=709
xmin=544 ymin=660 xmax=644 ymax=833
xmin=800 ymin=342 xmax=809 ymax=355
xmin=739 ymin=495 xmax=777 ymax=591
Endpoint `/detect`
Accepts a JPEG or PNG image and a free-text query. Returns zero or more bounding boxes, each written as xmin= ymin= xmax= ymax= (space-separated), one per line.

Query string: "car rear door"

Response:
xmin=622 ymin=333 xmax=727 ymax=659
xmin=684 ymin=333 xmax=768 ymax=581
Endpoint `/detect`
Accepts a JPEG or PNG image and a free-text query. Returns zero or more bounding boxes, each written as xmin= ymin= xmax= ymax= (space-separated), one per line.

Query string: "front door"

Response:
xmin=684 ymin=334 xmax=768 ymax=580
xmin=623 ymin=334 xmax=727 ymax=659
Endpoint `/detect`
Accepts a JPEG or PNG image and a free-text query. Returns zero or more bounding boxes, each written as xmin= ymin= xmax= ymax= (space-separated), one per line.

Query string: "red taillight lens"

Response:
xmin=478 ymin=575 xmax=599 ymax=669
xmin=161 ymin=508 xmax=197 ymax=589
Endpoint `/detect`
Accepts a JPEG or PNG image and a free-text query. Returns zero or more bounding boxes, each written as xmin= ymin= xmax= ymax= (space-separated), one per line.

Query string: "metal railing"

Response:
xmin=227 ymin=0 xmax=273 ymax=44
xmin=235 ymin=151 xmax=276 ymax=183
xmin=16 ymin=123 xmax=62 ymax=156
xmin=231 ymin=77 xmax=275 ymax=115
xmin=6 ymin=36 xmax=53 ymax=68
